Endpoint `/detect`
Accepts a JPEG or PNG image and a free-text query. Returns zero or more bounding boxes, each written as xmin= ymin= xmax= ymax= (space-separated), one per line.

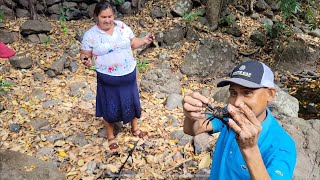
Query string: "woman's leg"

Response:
xmin=131 ymin=118 xmax=147 ymax=138
xmin=103 ymin=120 xmax=119 ymax=152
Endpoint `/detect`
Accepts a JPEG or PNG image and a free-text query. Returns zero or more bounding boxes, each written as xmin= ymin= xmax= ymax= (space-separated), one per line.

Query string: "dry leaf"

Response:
xmin=198 ymin=153 xmax=211 ymax=169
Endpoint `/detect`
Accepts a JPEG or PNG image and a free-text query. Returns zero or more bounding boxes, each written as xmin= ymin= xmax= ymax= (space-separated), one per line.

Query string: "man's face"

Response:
xmin=227 ymin=83 xmax=275 ymax=122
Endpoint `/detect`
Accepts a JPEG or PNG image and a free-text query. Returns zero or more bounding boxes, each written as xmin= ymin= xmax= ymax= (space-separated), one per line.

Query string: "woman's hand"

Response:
xmin=80 ymin=50 xmax=92 ymax=67
xmin=143 ymin=33 xmax=155 ymax=45
xmin=81 ymin=56 xmax=92 ymax=66
xmin=227 ymin=103 xmax=262 ymax=150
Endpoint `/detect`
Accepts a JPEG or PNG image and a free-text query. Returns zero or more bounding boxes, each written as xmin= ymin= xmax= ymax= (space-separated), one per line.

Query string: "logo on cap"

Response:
xmin=239 ymin=65 xmax=246 ymax=70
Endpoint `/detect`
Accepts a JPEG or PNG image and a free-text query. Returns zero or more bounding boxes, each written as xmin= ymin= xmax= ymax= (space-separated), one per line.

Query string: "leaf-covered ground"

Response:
xmin=0 ymin=1 xmax=319 ymax=179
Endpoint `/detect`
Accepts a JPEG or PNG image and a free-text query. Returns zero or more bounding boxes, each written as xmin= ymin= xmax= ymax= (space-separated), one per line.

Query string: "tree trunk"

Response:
xmin=28 ymin=0 xmax=38 ymax=20
xmin=206 ymin=0 xmax=224 ymax=31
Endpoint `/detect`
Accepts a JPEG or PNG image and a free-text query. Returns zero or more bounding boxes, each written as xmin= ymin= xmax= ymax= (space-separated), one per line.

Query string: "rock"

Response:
xmin=0 ymin=149 xmax=65 ymax=180
xmin=170 ymin=130 xmax=193 ymax=146
xmin=9 ymin=54 xmax=33 ymax=69
xmin=140 ymin=62 xmax=182 ymax=94
xmin=165 ymin=114 xmax=179 ymax=127
xmin=9 ymin=123 xmax=20 ymax=133
xmin=118 ymin=2 xmax=132 ymax=15
xmin=138 ymin=19 xmax=146 ymax=28
xmin=29 ymin=119 xmax=50 ymax=131
xmin=30 ymin=88 xmax=47 ymax=100
xmin=47 ymin=133 xmax=65 ymax=142
xmin=27 ymin=34 xmax=40 ymax=44
xmin=69 ymin=82 xmax=86 ymax=97
xmin=186 ymin=27 xmax=201 ymax=42
xmin=254 ymin=0 xmax=269 ymax=12
xmin=206 ymin=0 xmax=222 ymax=29
xmin=86 ymin=161 xmax=97 ymax=174
xmin=36 ymin=147 xmax=54 ymax=158
xmin=83 ymin=88 xmax=95 ymax=101
xmin=171 ymin=0 xmax=193 ymax=17
xmin=225 ymin=26 xmax=242 ymax=37
xmin=33 ymin=72 xmax=45 ymax=81
xmin=163 ymin=27 xmax=186 ymax=45
xmin=18 ymin=108 xmax=28 ymax=116
xmin=158 ymin=53 xmax=170 ymax=60
xmin=194 ymin=133 xmax=215 ymax=154
xmin=42 ymin=99 xmax=63 ymax=108
xmin=16 ymin=8 xmax=29 ymax=18
xmin=150 ymin=6 xmax=166 ymax=18
xmin=68 ymin=61 xmax=78 ymax=72
xmin=279 ymin=117 xmax=320 ymax=179
xmin=165 ymin=93 xmax=183 ymax=110
xmin=0 ymin=103 xmax=4 ymax=112
xmin=274 ymin=40 xmax=320 ymax=74
xmin=67 ymin=133 xmax=89 ymax=147
xmin=250 ymin=31 xmax=267 ymax=46
xmin=181 ymin=38 xmax=237 ymax=78
xmin=194 ymin=168 xmax=211 ymax=179
xmin=97 ymin=122 xmax=122 ymax=137
xmin=308 ymin=28 xmax=320 ymax=38
xmin=20 ymin=19 xmax=52 ymax=36
xmin=49 ymin=54 xmax=68 ymax=75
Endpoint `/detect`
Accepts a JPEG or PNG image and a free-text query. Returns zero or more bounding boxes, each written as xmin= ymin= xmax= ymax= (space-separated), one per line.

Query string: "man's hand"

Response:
xmin=183 ymin=92 xmax=209 ymax=121
xmin=227 ymin=103 xmax=262 ymax=149
xmin=81 ymin=56 xmax=92 ymax=67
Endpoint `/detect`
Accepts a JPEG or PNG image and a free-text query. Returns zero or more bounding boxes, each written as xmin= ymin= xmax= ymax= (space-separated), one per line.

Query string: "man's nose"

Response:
xmin=233 ymin=96 xmax=243 ymax=107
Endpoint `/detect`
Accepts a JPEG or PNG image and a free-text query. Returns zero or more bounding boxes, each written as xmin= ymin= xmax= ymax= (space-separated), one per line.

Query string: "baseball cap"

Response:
xmin=217 ymin=60 xmax=274 ymax=88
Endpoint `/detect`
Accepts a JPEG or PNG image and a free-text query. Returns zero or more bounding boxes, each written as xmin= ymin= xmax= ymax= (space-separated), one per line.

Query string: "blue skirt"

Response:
xmin=96 ymin=69 xmax=141 ymax=124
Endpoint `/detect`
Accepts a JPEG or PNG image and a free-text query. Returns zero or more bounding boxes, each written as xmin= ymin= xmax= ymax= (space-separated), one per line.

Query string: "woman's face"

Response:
xmin=96 ymin=8 xmax=115 ymax=31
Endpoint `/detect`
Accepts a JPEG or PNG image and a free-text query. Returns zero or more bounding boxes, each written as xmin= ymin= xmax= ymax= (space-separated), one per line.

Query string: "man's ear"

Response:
xmin=267 ymin=88 xmax=276 ymax=102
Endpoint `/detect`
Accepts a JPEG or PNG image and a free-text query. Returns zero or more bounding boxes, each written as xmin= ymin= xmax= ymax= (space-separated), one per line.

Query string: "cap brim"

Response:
xmin=217 ymin=78 xmax=264 ymax=88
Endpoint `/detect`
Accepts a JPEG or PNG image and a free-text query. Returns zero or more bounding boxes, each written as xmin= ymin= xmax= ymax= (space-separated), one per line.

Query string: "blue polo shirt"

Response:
xmin=209 ymin=108 xmax=296 ymax=180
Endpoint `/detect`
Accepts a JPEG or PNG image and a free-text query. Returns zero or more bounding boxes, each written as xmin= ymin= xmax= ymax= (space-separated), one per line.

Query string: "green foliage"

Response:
xmin=0 ymin=80 xmax=13 ymax=93
xmin=59 ymin=7 xmax=69 ymax=35
xmin=303 ymin=1 xmax=318 ymax=31
xmin=43 ymin=36 xmax=52 ymax=45
xmin=279 ymin=0 xmax=301 ymax=18
xmin=136 ymin=59 xmax=150 ymax=73
xmin=264 ymin=21 xmax=288 ymax=38
xmin=113 ymin=0 xmax=125 ymax=6
xmin=219 ymin=15 xmax=236 ymax=27
xmin=183 ymin=10 xmax=205 ymax=22
xmin=0 ymin=10 xmax=4 ymax=22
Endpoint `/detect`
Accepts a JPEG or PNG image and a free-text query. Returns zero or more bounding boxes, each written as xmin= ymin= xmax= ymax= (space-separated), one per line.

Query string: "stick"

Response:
xmin=112 ymin=139 xmax=139 ymax=180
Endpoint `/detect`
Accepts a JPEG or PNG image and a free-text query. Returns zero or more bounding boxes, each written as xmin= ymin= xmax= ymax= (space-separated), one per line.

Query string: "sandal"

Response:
xmin=108 ymin=138 xmax=119 ymax=153
xmin=131 ymin=129 xmax=148 ymax=139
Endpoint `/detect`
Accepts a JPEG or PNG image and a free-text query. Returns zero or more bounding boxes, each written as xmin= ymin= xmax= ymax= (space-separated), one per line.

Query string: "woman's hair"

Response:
xmin=94 ymin=1 xmax=115 ymax=17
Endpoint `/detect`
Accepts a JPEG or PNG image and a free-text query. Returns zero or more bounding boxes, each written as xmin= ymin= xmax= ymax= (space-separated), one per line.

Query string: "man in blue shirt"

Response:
xmin=183 ymin=61 xmax=296 ymax=179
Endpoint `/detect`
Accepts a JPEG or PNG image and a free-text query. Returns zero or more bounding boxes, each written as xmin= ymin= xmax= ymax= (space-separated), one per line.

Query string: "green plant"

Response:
xmin=59 ymin=7 xmax=69 ymax=35
xmin=136 ymin=59 xmax=150 ymax=73
xmin=264 ymin=21 xmax=288 ymax=38
xmin=219 ymin=15 xmax=236 ymax=27
xmin=0 ymin=79 xmax=12 ymax=92
xmin=0 ymin=10 xmax=4 ymax=22
xmin=113 ymin=0 xmax=125 ymax=6
xmin=278 ymin=0 xmax=301 ymax=18
xmin=303 ymin=1 xmax=318 ymax=31
xmin=43 ymin=36 xmax=52 ymax=45
xmin=183 ymin=10 xmax=205 ymax=22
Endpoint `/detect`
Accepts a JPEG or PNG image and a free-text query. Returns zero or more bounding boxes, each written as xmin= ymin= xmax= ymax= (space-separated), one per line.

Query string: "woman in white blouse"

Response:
xmin=80 ymin=1 xmax=154 ymax=153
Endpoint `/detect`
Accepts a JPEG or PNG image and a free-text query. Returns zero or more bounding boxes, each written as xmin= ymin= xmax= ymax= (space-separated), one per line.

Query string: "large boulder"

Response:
xmin=0 ymin=149 xmax=65 ymax=180
xmin=279 ymin=117 xmax=320 ymax=179
xmin=181 ymin=38 xmax=237 ymax=78
xmin=274 ymin=40 xmax=320 ymax=75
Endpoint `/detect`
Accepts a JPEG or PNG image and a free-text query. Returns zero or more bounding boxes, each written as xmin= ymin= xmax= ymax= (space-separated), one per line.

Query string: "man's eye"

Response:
xmin=244 ymin=91 xmax=253 ymax=96
xmin=229 ymin=91 xmax=237 ymax=96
